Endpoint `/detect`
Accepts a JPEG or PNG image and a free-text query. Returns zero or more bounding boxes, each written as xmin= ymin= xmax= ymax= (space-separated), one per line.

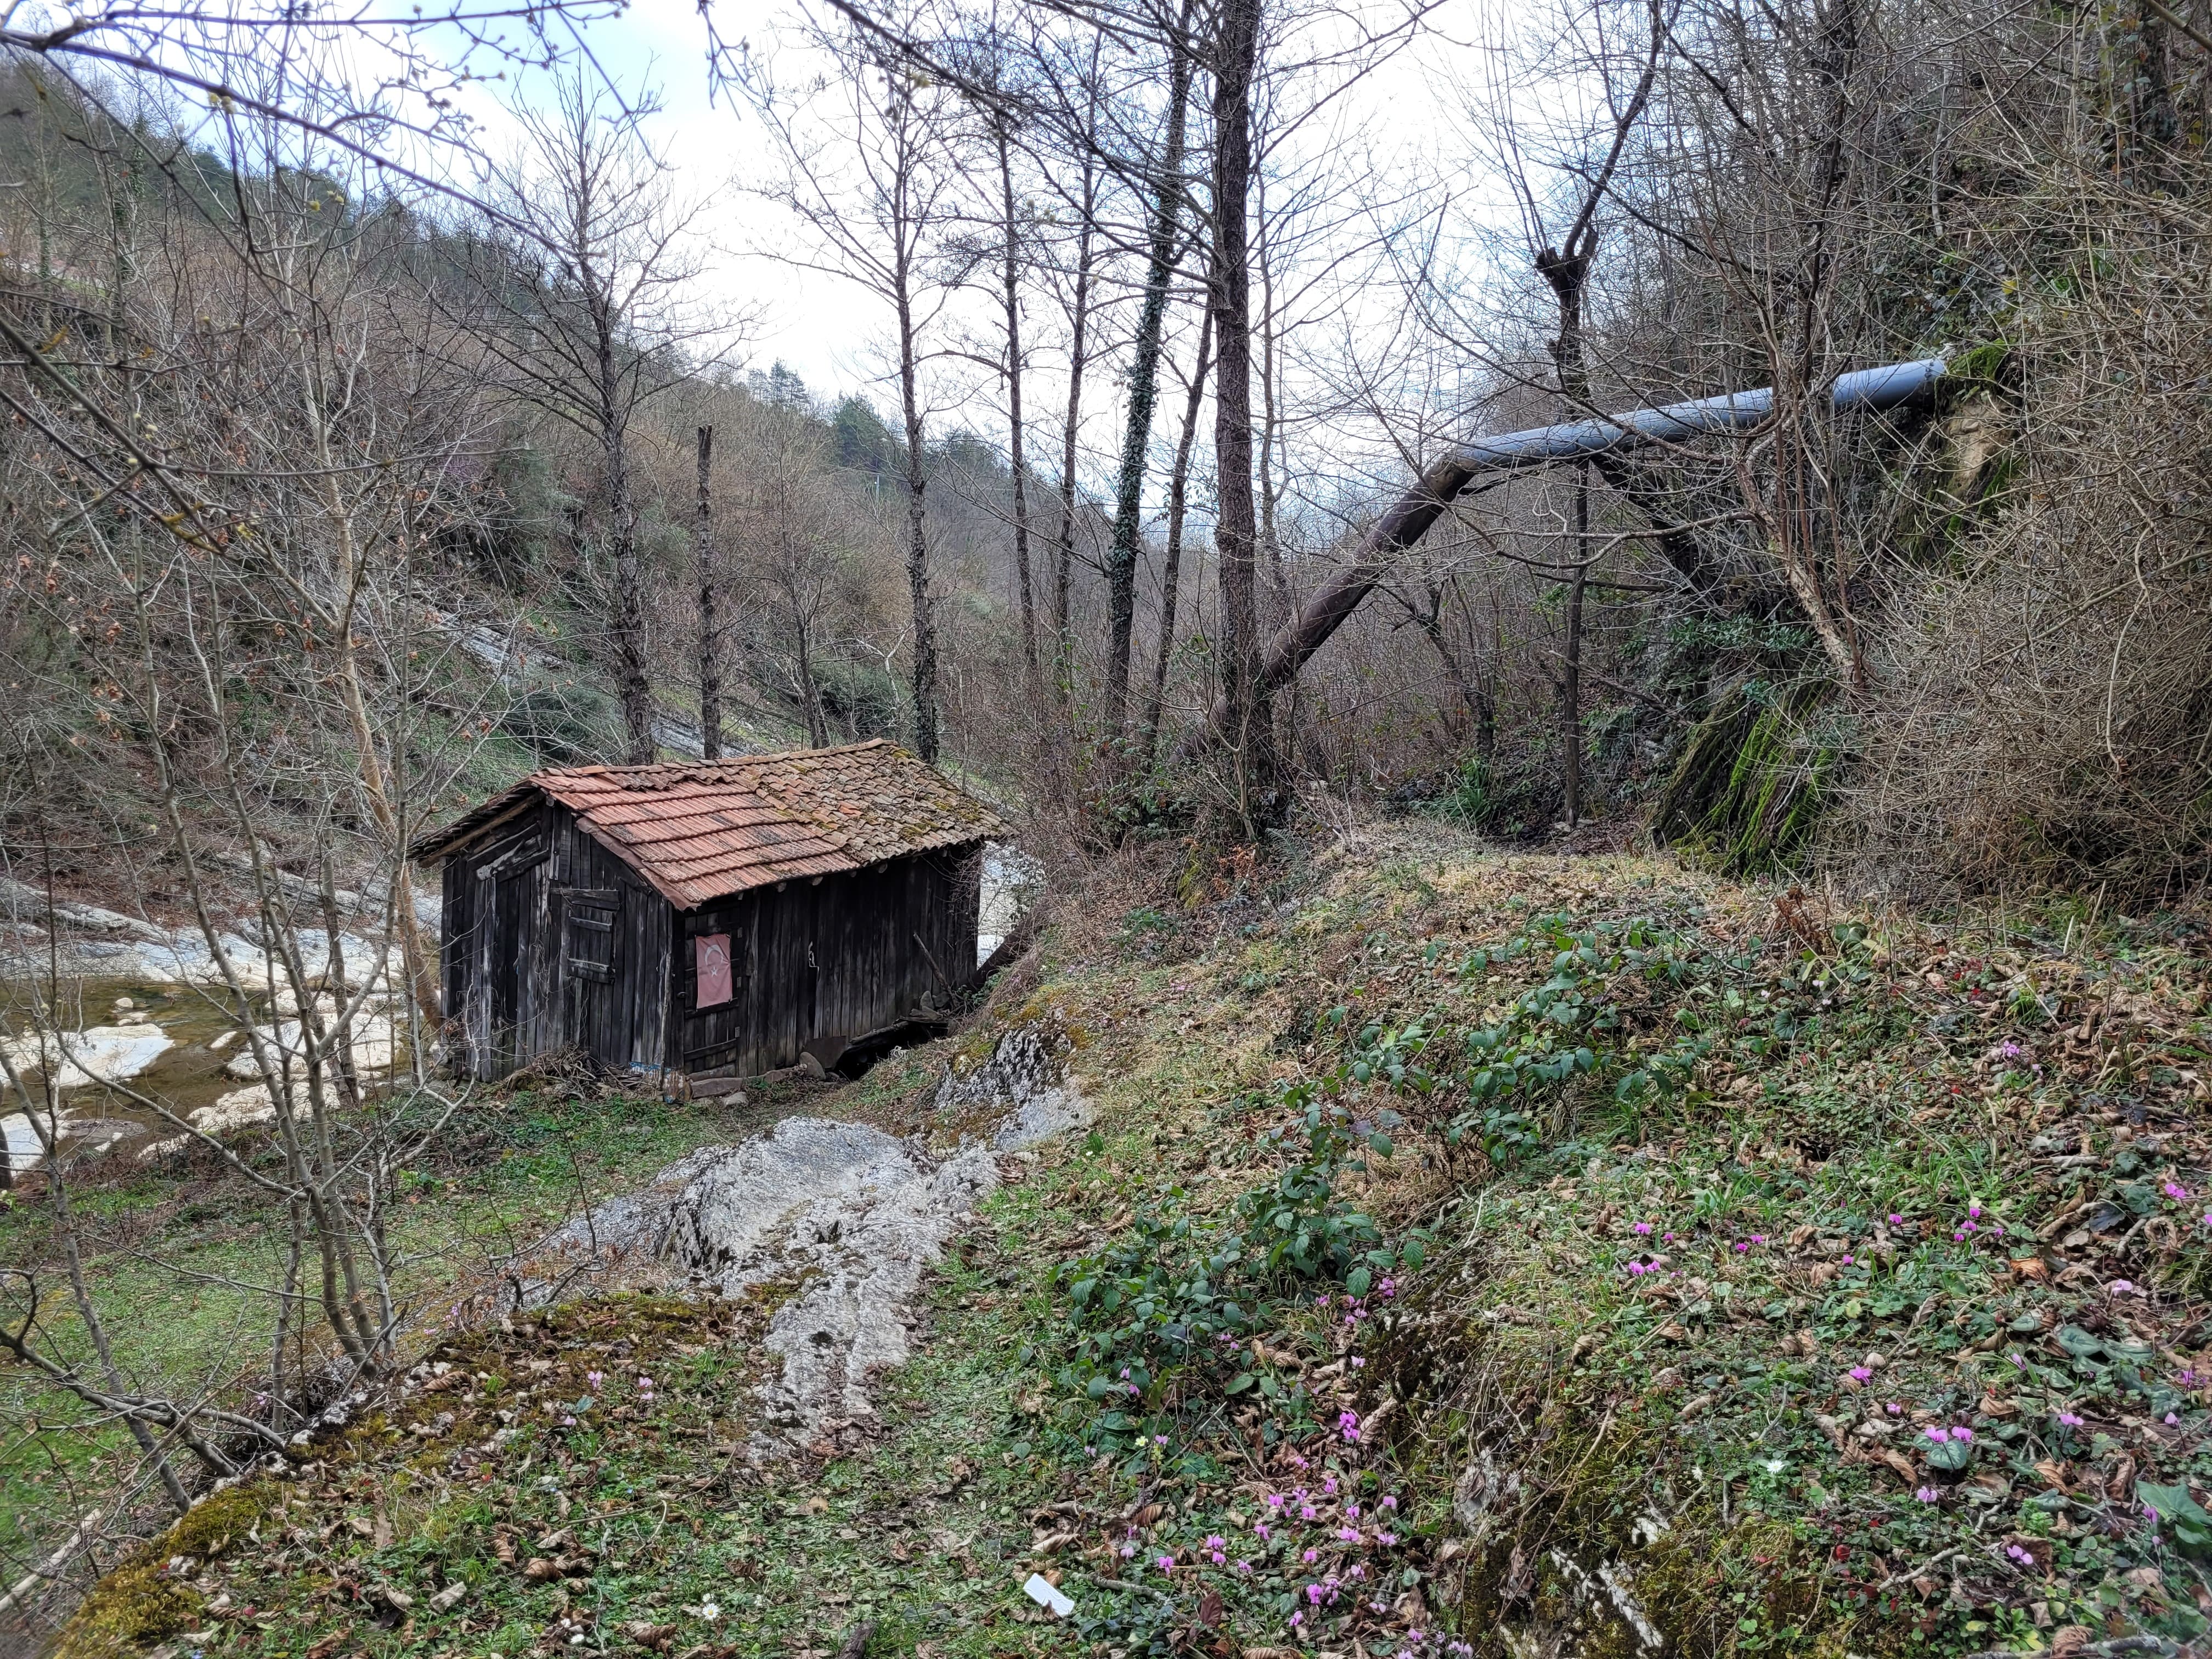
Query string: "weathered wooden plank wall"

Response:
xmin=665 ymin=843 xmax=984 ymax=1077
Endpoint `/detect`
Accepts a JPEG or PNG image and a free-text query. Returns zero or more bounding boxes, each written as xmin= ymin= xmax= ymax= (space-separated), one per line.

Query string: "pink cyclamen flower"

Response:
xmin=1346 ymin=1503 xmax=1361 ymax=1519
xmin=586 ymin=1370 xmax=603 ymax=1389
xmin=1237 ymin=1560 xmax=1252 ymax=1574
xmin=1206 ymin=1535 xmax=1225 ymax=1551
xmin=1300 ymin=1505 xmax=1317 ymax=1521
xmin=1289 ymin=1613 xmax=1304 ymax=1630
xmin=1351 ymin=1357 xmax=1365 ymax=1368
xmin=1157 ymin=1556 xmax=1175 ymax=1575
xmin=1120 ymin=1543 xmax=1137 ymax=1559
xmin=2057 ymin=1411 xmax=2084 ymax=1428
xmin=1633 ymin=1221 xmax=1654 ymax=1235
xmin=1303 ymin=1549 xmax=1318 ymax=1565
xmin=2166 ymin=1413 xmax=2181 ymax=1426
xmin=1306 ymin=1583 xmax=1325 ymax=1605
xmin=1267 ymin=1492 xmax=1284 ymax=1509
xmin=1953 ymin=1426 xmax=1974 ymax=1443
xmin=1849 ymin=1367 xmax=1872 ymax=1383
xmin=1378 ymin=1531 xmax=1398 ymax=1546
xmin=2006 ymin=1544 xmax=2034 ymax=1566
xmin=1842 ymin=1254 xmax=1855 ymax=1266
xmin=1323 ymin=1476 xmax=1338 ymax=1495
xmin=1915 ymin=1487 xmax=1939 ymax=1503
xmin=1339 ymin=1409 xmax=1361 ymax=1443
xmin=1968 ymin=1203 xmax=1982 ymax=1218
xmin=2165 ymin=1182 xmax=2190 ymax=1202
xmin=1382 ymin=1495 xmax=1398 ymax=1509
xmin=1925 ymin=1426 xmax=1951 ymax=1443
xmin=1888 ymin=1212 xmax=1903 ymax=1226
xmin=1212 ymin=1551 xmax=1227 ymax=1565
xmin=1338 ymin=1527 xmax=1361 ymax=1544
xmin=1886 ymin=1403 xmax=1903 ymax=1414
xmin=2111 ymin=1280 xmax=2136 ymax=1295
xmin=1255 ymin=1523 xmax=1271 ymax=1541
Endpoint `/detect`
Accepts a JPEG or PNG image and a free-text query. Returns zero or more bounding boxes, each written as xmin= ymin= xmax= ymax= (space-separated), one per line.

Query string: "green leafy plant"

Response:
xmin=2140 ymin=1483 xmax=2212 ymax=1558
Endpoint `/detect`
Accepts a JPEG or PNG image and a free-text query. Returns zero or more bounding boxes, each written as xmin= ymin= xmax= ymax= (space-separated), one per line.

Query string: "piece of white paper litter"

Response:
xmin=1021 ymin=1573 xmax=1075 ymax=1618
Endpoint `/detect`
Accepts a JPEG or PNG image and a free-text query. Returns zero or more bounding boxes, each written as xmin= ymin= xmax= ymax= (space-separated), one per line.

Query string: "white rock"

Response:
xmin=224 ymin=1001 xmax=398 ymax=1080
xmin=190 ymin=1084 xmax=280 ymax=1135
xmin=0 ymin=1111 xmax=58 ymax=1173
xmin=664 ymin=1118 xmax=1002 ymax=1447
xmin=1 ymin=1025 xmax=173 ymax=1088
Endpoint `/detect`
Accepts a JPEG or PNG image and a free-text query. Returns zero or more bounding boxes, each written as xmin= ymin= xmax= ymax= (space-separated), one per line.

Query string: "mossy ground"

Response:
xmin=34 ymin=822 xmax=2212 ymax=1658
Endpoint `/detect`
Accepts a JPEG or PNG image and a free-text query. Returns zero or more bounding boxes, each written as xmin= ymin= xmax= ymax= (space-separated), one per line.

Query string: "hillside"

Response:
xmin=46 ymin=823 xmax=2212 ymax=1659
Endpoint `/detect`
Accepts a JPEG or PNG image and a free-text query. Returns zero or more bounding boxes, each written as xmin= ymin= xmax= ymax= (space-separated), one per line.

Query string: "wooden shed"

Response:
xmin=411 ymin=741 xmax=1005 ymax=1086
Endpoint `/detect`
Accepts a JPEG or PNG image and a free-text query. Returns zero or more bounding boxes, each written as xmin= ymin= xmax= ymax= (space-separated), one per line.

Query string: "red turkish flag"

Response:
xmin=696 ymin=933 xmax=733 ymax=1008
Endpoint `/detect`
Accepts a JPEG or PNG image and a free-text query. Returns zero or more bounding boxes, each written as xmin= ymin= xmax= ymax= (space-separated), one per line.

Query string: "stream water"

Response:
xmin=0 ymin=979 xmax=407 ymax=1177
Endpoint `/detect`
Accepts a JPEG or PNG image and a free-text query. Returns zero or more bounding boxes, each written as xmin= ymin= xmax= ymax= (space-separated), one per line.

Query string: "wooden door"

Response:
xmin=471 ymin=826 xmax=549 ymax=1080
xmin=557 ymin=887 xmax=622 ymax=1065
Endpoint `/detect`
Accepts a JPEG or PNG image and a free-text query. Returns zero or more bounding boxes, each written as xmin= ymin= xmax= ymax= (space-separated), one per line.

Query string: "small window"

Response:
xmin=695 ymin=933 xmax=733 ymax=1008
xmin=564 ymin=895 xmax=617 ymax=983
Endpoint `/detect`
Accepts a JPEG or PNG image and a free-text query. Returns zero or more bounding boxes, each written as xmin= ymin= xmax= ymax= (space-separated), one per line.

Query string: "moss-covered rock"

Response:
xmin=1653 ymin=679 xmax=1842 ymax=873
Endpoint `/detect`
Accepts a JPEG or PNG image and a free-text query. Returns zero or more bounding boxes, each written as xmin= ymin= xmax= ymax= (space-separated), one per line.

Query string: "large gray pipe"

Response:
xmin=1448 ymin=355 xmax=1948 ymax=472
xmin=1193 ymin=353 xmax=1948 ymax=747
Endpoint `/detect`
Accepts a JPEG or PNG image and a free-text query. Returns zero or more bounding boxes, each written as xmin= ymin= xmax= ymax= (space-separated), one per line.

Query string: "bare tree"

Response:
xmin=751 ymin=19 xmax=964 ymax=760
xmin=1104 ymin=3 xmax=1199 ymax=738
xmin=1141 ymin=306 xmax=1213 ymax=763
xmin=1209 ymin=0 xmax=1273 ymax=827
xmin=466 ymin=72 xmax=727 ymax=763
xmin=698 ymin=424 xmax=725 ymax=759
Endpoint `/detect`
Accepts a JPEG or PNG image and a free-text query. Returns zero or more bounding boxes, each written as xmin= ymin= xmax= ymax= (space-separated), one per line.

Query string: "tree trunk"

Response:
xmin=1104 ymin=13 xmax=1194 ymax=737
xmin=1053 ymin=82 xmax=1101 ymax=696
xmin=1562 ymin=466 xmax=1587 ymax=827
xmin=1209 ymin=0 xmax=1271 ymax=828
xmin=793 ymin=608 xmax=828 ymax=747
xmin=1143 ymin=308 xmax=1212 ymax=764
xmin=997 ymin=127 xmax=1038 ymax=683
xmin=894 ymin=263 xmax=938 ymax=761
xmin=598 ymin=308 xmax=654 ymax=764
xmin=696 ymin=424 xmax=721 ymax=761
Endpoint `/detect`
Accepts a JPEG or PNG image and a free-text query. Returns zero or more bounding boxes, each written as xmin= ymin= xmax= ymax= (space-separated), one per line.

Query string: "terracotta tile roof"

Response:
xmin=411 ymin=740 xmax=1006 ymax=909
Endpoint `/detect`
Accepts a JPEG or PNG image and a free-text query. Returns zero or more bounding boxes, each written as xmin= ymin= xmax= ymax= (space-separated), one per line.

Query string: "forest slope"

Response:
xmin=54 ymin=824 xmax=2212 ymax=1659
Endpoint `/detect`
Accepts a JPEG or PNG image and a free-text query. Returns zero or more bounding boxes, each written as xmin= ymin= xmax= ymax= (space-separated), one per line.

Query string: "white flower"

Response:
xmin=698 ymin=1600 xmax=722 ymax=1622
xmin=1764 ymin=1459 xmax=1786 ymax=1474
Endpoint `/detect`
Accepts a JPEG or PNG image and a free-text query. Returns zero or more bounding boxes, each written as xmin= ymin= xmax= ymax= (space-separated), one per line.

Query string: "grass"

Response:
xmin=0 ymin=1074 xmax=855 ymax=1570
xmin=28 ymin=824 xmax=2212 ymax=1657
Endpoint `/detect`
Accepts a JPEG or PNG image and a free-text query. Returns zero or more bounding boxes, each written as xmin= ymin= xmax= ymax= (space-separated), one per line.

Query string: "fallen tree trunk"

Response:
xmin=1183 ymin=356 xmax=1948 ymax=751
